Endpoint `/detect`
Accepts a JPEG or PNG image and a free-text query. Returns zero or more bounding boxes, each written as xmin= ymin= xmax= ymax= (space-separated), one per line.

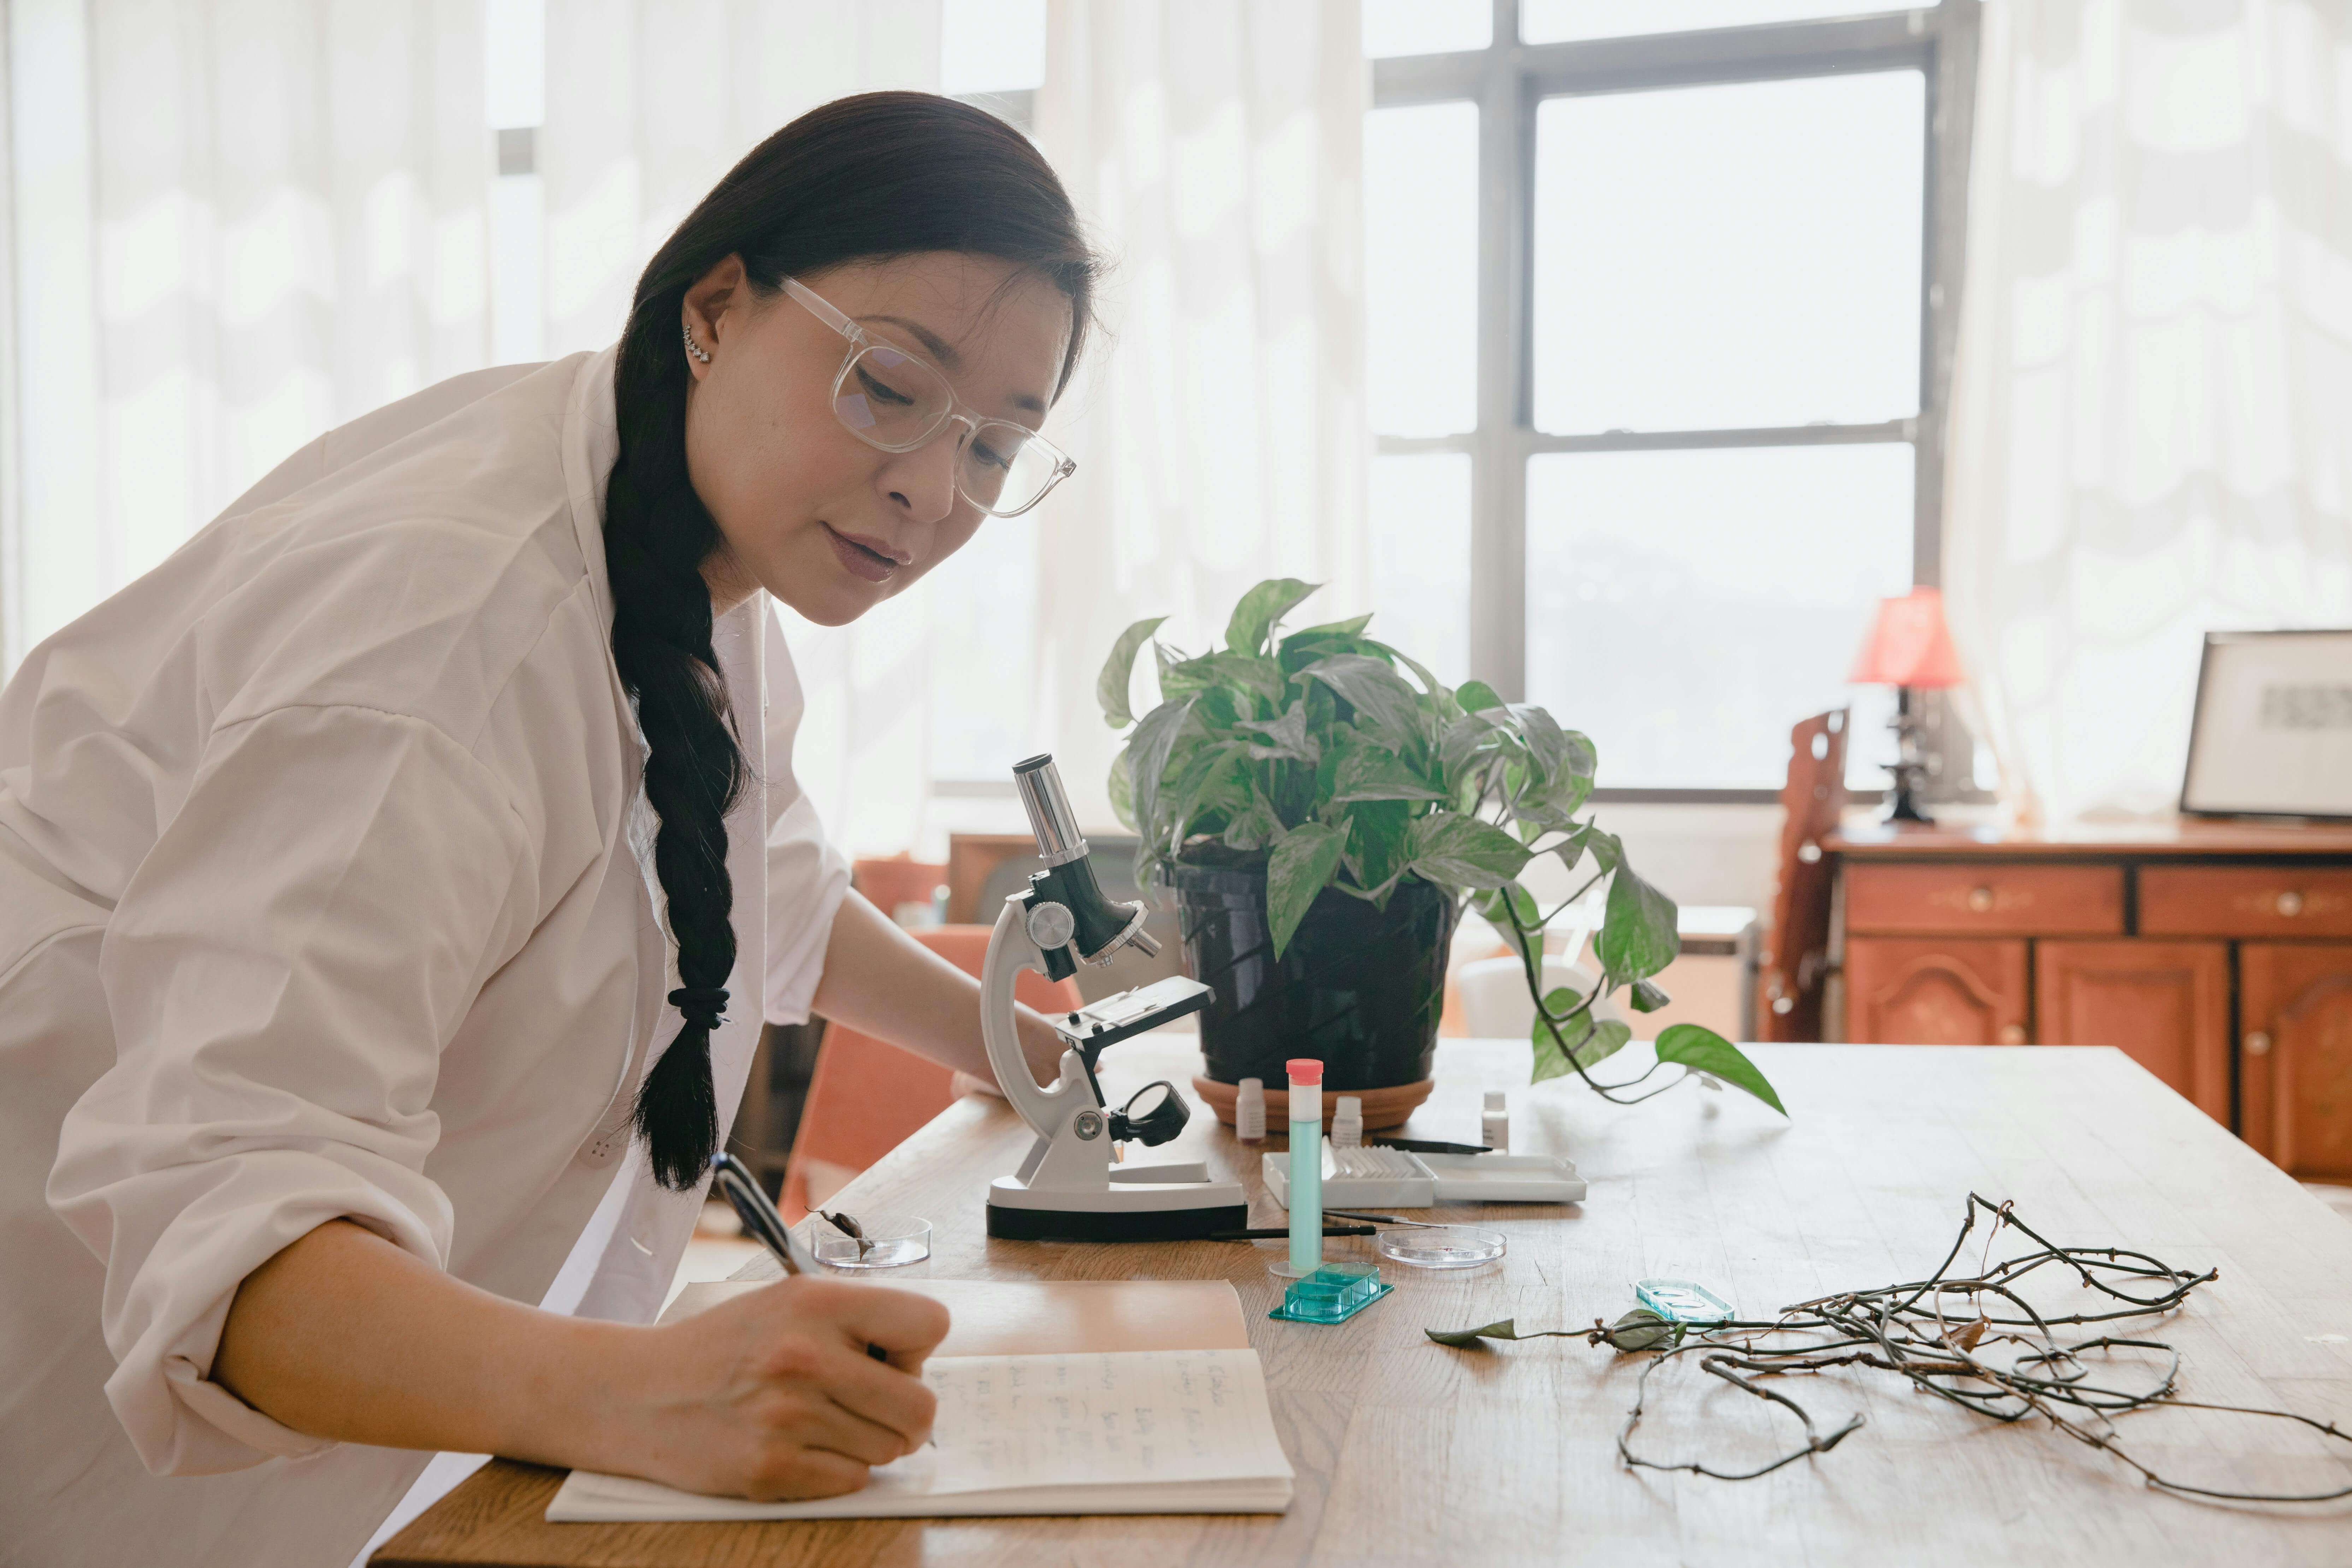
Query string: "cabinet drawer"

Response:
xmin=1844 ymin=937 xmax=2029 ymax=1045
xmin=1844 ymin=863 xmax=2123 ymax=936
xmin=2139 ymin=866 xmax=2352 ymax=939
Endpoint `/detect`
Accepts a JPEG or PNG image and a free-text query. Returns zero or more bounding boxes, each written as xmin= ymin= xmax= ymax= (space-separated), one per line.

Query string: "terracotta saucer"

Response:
xmin=1192 ymin=1075 xmax=1435 ymax=1132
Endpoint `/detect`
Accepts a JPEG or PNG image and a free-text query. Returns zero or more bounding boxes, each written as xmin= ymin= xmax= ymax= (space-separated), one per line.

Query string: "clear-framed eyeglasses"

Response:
xmin=782 ymin=277 xmax=1076 ymax=519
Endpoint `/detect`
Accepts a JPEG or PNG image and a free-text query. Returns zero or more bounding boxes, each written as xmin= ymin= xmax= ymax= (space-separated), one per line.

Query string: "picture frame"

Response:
xmin=2180 ymin=629 xmax=2352 ymax=821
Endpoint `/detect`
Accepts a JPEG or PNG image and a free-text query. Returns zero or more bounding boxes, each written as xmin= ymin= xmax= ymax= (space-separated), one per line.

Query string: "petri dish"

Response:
xmin=813 ymin=1214 xmax=932 ymax=1269
xmin=1376 ymin=1225 xmax=1506 ymax=1269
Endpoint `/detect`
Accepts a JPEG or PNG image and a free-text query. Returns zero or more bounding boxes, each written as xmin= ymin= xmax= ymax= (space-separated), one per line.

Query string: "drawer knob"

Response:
xmin=2245 ymin=1030 xmax=2273 ymax=1057
xmin=1967 ymin=886 xmax=1995 ymax=913
xmin=2276 ymin=890 xmax=2305 ymax=917
xmin=1997 ymin=1024 xmax=2026 ymax=1045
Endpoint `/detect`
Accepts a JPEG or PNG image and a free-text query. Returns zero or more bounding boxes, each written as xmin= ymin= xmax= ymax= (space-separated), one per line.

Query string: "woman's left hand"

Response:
xmin=955 ymin=1006 xmax=1066 ymax=1099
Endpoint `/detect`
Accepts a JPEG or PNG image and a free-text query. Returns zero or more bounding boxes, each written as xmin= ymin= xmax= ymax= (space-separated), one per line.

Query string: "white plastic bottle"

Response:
xmin=1482 ymin=1090 xmax=1509 ymax=1153
xmin=1235 ymin=1077 xmax=1266 ymax=1141
xmin=1330 ymin=1095 xmax=1363 ymax=1148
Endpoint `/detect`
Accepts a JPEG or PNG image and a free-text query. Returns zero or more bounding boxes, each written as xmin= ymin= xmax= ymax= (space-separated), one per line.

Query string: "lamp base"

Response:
xmin=1881 ymin=686 xmax=1936 ymax=826
xmin=1882 ymin=765 xmax=1934 ymax=826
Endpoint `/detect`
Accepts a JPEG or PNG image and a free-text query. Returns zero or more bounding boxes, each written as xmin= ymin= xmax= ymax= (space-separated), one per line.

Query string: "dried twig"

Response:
xmin=1434 ymin=1194 xmax=2352 ymax=1503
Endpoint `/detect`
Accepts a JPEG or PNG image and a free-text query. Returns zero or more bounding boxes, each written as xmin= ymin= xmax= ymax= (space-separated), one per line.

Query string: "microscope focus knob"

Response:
xmin=1026 ymin=899 xmax=1077 ymax=951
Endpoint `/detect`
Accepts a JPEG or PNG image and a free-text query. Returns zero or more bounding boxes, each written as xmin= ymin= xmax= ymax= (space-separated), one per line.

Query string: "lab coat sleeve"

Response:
xmin=46 ymin=703 xmax=536 ymax=1477
xmin=762 ymin=607 xmax=851 ymax=1026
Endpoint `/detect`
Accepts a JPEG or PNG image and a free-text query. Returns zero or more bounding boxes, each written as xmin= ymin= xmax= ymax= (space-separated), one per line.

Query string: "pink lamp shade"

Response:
xmin=1849 ymin=587 xmax=1965 ymax=689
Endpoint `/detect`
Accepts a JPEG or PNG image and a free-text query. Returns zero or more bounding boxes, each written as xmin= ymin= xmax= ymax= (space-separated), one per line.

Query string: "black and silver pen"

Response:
xmin=708 ymin=1152 xmax=891 ymax=1361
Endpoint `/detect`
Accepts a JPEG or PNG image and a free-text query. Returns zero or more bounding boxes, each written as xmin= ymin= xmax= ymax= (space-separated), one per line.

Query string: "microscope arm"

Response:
xmin=979 ymin=893 xmax=1093 ymax=1139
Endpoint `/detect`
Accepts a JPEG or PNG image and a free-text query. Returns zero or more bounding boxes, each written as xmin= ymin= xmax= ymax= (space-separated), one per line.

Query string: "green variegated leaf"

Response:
xmin=1127 ymin=696 xmax=1197 ymax=839
xmin=1366 ymin=638 xmax=1443 ymax=698
xmin=1343 ymin=800 xmax=1412 ymax=895
xmin=1166 ymin=741 xmax=1253 ymax=841
xmin=1472 ymin=882 xmax=1543 ymax=961
xmin=1285 ymin=613 xmax=1375 ymax=643
xmin=1597 ymin=856 xmax=1678 ymax=983
xmin=1406 ymin=814 xmax=1533 ymax=890
xmin=1629 ymin=977 xmax=1672 ymax=1013
xmin=1107 ymin=750 xmax=1137 ymax=832
xmin=1227 ymin=578 xmax=1322 ymax=656
xmin=1456 ymin=679 xmax=1505 ymax=717
xmin=1655 ymin=1024 xmax=1786 ymax=1114
xmin=1332 ymin=743 xmax=1447 ymax=803
xmin=1531 ymin=1015 xmax=1631 ymax=1083
xmin=1097 ymin=616 xmax=1166 ymax=728
xmin=1299 ymin=654 xmax=1423 ymax=746
xmin=1237 ymin=698 xmax=1320 ymax=764
xmin=1222 ymin=788 xmax=1286 ymax=852
xmin=1515 ymin=704 xmax=1572 ymax=779
xmin=1161 ymin=649 xmax=1286 ymax=708
xmin=1267 ymin=821 xmax=1348 ymax=960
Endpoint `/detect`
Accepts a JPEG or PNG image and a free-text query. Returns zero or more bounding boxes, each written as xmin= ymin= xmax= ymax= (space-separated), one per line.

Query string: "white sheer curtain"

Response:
xmin=1029 ymin=0 xmax=1369 ymax=829
xmin=2 ymin=0 xmax=490 ymax=672
xmin=1944 ymin=0 xmax=2352 ymax=823
xmin=535 ymin=0 xmax=946 ymax=857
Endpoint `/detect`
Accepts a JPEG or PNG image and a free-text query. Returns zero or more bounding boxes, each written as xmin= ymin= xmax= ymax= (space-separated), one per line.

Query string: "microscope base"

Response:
xmin=986 ymin=1198 xmax=1249 ymax=1242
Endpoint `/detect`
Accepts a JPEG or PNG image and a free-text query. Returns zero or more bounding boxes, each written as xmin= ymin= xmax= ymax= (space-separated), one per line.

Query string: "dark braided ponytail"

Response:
xmin=606 ymin=92 xmax=1098 ymax=1189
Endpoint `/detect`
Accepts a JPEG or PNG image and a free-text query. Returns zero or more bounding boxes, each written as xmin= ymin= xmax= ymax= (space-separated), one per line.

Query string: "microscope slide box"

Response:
xmin=1262 ymin=1144 xmax=1585 ymax=1209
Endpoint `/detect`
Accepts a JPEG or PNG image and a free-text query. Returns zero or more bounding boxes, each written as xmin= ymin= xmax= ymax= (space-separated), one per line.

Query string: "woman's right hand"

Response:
xmin=596 ymin=1276 xmax=951 ymax=1501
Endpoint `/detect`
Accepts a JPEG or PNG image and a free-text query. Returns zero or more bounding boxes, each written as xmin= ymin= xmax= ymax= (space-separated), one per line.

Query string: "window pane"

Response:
xmin=1367 ymin=453 xmax=1472 ymax=687
xmin=1522 ymin=0 xmax=1892 ymax=43
xmin=1366 ymin=101 xmax=1479 ymax=437
xmin=1363 ymin=0 xmax=1491 ymax=57
xmin=1532 ymin=72 xmax=1923 ymax=433
xmin=1524 ymin=444 xmax=1914 ymax=789
xmin=941 ymin=0 xmax=1047 ymax=95
xmin=928 ymin=519 xmax=1036 ymax=781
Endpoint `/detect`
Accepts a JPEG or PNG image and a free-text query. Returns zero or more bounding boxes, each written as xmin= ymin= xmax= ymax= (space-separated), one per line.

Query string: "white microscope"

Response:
xmin=979 ymin=754 xmax=1249 ymax=1241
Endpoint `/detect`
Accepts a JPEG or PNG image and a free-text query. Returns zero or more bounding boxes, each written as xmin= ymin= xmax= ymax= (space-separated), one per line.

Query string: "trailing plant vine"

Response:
xmin=1099 ymin=577 xmax=1781 ymax=1112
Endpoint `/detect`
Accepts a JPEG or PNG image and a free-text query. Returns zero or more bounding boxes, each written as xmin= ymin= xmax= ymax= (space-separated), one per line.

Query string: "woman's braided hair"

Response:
xmin=606 ymin=92 xmax=1098 ymax=1189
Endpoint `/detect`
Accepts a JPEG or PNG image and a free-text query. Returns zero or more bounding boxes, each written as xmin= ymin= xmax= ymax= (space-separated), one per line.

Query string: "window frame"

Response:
xmin=1371 ymin=0 xmax=1980 ymax=803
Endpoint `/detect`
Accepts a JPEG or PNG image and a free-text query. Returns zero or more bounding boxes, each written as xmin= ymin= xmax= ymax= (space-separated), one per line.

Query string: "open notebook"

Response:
xmin=545 ymin=1278 xmax=1293 ymax=1521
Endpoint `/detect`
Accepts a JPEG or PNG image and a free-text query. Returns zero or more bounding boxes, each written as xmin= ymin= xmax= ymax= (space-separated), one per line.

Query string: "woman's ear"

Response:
xmin=679 ymin=255 xmax=748 ymax=383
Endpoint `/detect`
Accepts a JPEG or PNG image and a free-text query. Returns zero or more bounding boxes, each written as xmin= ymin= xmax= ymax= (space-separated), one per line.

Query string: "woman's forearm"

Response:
xmin=810 ymin=890 xmax=1068 ymax=1085
xmin=213 ymin=1217 xmax=949 ymax=1499
xmin=213 ymin=1218 xmax=620 ymax=1463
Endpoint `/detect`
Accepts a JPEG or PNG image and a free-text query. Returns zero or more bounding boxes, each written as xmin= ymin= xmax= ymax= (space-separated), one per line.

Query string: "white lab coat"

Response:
xmin=0 ymin=347 xmax=850 ymax=1567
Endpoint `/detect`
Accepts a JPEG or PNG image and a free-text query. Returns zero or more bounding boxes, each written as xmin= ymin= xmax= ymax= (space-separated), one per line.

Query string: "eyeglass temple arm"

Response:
xmin=782 ymin=278 xmax=859 ymax=341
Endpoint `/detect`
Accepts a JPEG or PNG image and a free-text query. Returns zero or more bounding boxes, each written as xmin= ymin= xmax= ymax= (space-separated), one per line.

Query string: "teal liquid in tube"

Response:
xmin=1287 ymin=1059 xmax=1324 ymax=1276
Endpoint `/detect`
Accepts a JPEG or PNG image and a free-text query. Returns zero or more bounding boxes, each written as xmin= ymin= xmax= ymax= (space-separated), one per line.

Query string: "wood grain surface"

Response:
xmin=377 ymin=1040 xmax=2352 ymax=1568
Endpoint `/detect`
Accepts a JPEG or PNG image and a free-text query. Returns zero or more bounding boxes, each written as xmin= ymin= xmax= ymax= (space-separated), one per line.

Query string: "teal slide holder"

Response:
xmin=1635 ymin=1277 xmax=1735 ymax=1325
xmin=1269 ymin=1263 xmax=1391 ymax=1325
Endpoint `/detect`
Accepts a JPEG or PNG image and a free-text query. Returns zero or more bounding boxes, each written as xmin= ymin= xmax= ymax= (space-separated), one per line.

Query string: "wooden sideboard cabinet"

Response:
xmin=1824 ymin=817 xmax=2352 ymax=1179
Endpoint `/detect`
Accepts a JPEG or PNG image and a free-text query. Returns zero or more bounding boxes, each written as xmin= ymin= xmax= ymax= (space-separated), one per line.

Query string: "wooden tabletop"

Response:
xmin=378 ymin=1040 xmax=2352 ymax=1567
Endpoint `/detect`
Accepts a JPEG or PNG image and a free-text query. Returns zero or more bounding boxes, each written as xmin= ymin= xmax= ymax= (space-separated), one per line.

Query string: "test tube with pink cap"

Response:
xmin=1286 ymin=1058 xmax=1323 ymax=1276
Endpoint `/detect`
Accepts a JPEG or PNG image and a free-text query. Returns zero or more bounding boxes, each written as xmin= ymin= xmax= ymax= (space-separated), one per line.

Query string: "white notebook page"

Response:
xmin=548 ymin=1348 xmax=1292 ymax=1521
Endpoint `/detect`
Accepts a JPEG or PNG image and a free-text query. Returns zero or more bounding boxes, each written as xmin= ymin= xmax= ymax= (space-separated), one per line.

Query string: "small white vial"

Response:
xmin=1481 ymin=1090 xmax=1509 ymax=1153
xmin=1235 ymin=1077 xmax=1266 ymax=1141
xmin=1331 ymin=1095 xmax=1364 ymax=1148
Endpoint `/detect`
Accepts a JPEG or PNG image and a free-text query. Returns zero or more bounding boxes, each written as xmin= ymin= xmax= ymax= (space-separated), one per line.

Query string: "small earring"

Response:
xmin=682 ymin=322 xmax=712 ymax=365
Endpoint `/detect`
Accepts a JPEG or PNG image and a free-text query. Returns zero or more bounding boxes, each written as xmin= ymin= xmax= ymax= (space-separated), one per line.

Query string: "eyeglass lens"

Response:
xmin=833 ymin=344 xmax=1059 ymax=515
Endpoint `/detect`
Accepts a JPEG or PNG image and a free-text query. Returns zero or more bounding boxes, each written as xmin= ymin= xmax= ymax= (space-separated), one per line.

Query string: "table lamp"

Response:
xmin=1848 ymin=587 xmax=1965 ymax=825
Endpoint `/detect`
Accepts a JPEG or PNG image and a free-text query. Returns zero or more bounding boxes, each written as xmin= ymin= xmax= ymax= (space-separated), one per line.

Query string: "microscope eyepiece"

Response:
xmin=1012 ymin=753 xmax=1088 ymax=867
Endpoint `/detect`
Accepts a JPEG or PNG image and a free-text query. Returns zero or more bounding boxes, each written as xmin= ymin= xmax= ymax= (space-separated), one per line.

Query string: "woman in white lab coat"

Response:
xmin=0 ymin=92 xmax=1093 ymax=1566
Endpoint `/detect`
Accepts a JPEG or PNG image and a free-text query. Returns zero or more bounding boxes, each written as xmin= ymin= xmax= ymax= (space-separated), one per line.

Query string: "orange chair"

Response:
xmin=851 ymin=854 xmax=948 ymax=924
xmin=780 ymin=924 xmax=1082 ymax=1220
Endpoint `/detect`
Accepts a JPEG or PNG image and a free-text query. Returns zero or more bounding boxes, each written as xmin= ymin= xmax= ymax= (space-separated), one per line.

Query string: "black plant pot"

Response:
xmin=1173 ymin=854 xmax=1458 ymax=1091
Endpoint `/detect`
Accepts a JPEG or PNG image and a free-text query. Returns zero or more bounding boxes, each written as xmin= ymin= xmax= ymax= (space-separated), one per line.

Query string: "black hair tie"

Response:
xmin=668 ymin=986 xmax=730 ymax=1028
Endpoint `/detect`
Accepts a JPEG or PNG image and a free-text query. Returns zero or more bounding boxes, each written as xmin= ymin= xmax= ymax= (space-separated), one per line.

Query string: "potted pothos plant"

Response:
xmin=1099 ymin=578 xmax=1784 ymax=1120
